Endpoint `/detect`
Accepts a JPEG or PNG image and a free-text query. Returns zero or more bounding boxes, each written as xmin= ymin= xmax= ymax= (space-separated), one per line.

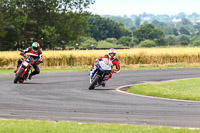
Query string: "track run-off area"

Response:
xmin=1 ymin=68 xmax=200 ymax=128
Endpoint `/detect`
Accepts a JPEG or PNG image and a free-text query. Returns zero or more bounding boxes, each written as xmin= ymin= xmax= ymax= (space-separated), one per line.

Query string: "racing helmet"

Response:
xmin=32 ymin=42 xmax=40 ymax=52
xmin=108 ymin=48 xmax=116 ymax=59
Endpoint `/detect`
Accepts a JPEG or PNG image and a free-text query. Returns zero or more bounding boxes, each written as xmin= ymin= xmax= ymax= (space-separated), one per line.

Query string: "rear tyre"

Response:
xmin=14 ymin=69 xmax=24 ymax=84
xmin=89 ymin=76 xmax=100 ymax=90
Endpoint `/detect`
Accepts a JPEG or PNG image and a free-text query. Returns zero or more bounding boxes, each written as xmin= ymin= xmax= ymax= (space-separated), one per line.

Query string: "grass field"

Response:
xmin=128 ymin=78 xmax=200 ymax=101
xmin=1 ymin=48 xmax=200 ymax=68
xmin=0 ymin=120 xmax=199 ymax=133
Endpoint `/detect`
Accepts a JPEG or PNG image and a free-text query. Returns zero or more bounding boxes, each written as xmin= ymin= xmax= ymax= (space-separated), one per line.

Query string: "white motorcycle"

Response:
xmin=89 ymin=58 xmax=112 ymax=90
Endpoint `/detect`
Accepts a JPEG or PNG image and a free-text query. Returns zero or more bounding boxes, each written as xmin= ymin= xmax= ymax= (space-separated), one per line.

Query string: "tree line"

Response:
xmin=105 ymin=14 xmax=200 ymax=47
xmin=0 ymin=0 xmax=95 ymax=50
xmin=1 ymin=0 xmax=200 ymax=51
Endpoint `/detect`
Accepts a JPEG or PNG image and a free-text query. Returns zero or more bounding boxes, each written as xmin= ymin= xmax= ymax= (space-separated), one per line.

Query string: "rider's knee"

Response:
xmin=18 ymin=58 xmax=23 ymax=63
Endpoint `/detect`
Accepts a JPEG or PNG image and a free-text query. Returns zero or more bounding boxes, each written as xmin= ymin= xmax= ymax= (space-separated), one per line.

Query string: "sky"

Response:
xmin=87 ymin=0 xmax=200 ymax=16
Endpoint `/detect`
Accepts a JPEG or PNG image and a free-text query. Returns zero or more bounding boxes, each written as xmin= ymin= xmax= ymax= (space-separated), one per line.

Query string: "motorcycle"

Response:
xmin=89 ymin=58 xmax=112 ymax=90
xmin=14 ymin=50 xmax=34 ymax=84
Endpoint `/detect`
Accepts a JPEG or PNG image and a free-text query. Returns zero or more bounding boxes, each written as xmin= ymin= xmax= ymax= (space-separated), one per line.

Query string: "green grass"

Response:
xmin=122 ymin=64 xmax=200 ymax=70
xmin=0 ymin=120 xmax=199 ymax=133
xmin=1 ymin=64 xmax=200 ymax=75
xmin=128 ymin=78 xmax=200 ymax=101
xmin=0 ymin=67 xmax=90 ymax=75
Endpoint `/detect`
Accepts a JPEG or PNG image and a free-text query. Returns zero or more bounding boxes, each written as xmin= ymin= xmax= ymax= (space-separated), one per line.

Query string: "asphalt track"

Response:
xmin=1 ymin=68 xmax=200 ymax=128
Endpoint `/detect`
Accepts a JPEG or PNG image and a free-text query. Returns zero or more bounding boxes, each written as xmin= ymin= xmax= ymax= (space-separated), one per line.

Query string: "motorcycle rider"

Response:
xmin=90 ymin=48 xmax=120 ymax=87
xmin=14 ymin=42 xmax=43 ymax=80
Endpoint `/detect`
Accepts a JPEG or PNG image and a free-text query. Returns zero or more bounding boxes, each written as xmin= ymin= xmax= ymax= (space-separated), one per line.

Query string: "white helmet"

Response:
xmin=108 ymin=48 xmax=116 ymax=59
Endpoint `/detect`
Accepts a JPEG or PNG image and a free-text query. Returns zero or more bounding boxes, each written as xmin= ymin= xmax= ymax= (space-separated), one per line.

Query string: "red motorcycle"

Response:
xmin=14 ymin=50 xmax=35 ymax=84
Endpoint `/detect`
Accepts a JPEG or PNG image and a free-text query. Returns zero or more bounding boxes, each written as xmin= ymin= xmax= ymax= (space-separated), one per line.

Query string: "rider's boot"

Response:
xmin=14 ymin=68 xmax=18 ymax=73
xmin=102 ymin=82 xmax=106 ymax=87
xmin=28 ymin=74 xmax=32 ymax=80
xmin=102 ymin=80 xmax=106 ymax=87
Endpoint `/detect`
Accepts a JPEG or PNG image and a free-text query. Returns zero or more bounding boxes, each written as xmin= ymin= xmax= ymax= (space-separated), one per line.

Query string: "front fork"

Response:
xmin=89 ymin=66 xmax=97 ymax=84
xmin=90 ymin=68 xmax=107 ymax=86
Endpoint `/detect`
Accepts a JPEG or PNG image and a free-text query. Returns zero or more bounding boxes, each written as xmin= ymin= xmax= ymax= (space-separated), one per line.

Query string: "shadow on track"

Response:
xmin=92 ymin=88 xmax=115 ymax=91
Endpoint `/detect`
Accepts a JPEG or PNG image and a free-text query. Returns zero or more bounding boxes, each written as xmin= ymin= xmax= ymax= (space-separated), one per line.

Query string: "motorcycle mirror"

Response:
xmin=19 ymin=48 xmax=23 ymax=52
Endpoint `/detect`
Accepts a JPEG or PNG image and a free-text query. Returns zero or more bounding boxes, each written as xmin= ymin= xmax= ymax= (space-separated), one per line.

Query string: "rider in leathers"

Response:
xmin=91 ymin=48 xmax=120 ymax=87
xmin=14 ymin=42 xmax=43 ymax=80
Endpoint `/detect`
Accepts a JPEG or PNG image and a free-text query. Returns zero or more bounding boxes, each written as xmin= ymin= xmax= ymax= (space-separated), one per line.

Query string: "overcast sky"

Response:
xmin=87 ymin=0 xmax=200 ymax=16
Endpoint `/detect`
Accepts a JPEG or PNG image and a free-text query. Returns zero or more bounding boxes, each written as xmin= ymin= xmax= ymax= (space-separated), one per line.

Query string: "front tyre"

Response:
xmin=89 ymin=75 xmax=100 ymax=90
xmin=14 ymin=69 xmax=24 ymax=84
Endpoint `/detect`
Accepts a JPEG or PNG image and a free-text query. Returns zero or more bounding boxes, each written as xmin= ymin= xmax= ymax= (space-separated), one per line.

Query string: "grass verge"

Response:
xmin=1 ymin=64 xmax=200 ymax=75
xmin=128 ymin=78 xmax=200 ymax=101
xmin=0 ymin=120 xmax=199 ymax=133
xmin=0 ymin=67 xmax=90 ymax=75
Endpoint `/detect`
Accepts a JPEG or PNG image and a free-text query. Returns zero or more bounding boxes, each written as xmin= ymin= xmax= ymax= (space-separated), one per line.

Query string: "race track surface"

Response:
xmin=1 ymin=68 xmax=200 ymax=128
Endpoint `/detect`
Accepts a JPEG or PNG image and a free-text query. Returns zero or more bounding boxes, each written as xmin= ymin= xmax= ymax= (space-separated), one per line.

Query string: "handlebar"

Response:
xmin=18 ymin=48 xmax=42 ymax=64
xmin=19 ymin=53 xmax=25 ymax=57
xmin=19 ymin=48 xmax=23 ymax=52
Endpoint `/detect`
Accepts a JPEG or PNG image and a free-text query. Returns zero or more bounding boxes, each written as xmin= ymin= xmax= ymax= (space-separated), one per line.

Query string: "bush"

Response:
xmin=180 ymin=40 xmax=189 ymax=45
xmin=80 ymin=37 xmax=97 ymax=48
xmin=129 ymin=42 xmax=136 ymax=47
xmin=105 ymin=38 xmax=118 ymax=44
xmin=118 ymin=36 xmax=139 ymax=47
xmin=176 ymin=35 xmax=190 ymax=43
xmin=155 ymin=37 xmax=167 ymax=46
xmin=166 ymin=35 xmax=176 ymax=45
xmin=191 ymin=37 xmax=200 ymax=46
xmin=139 ymin=40 xmax=156 ymax=48
xmin=118 ymin=36 xmax=132 ymax=46
xmin=96 ymin=41 xmax=125 ymax=48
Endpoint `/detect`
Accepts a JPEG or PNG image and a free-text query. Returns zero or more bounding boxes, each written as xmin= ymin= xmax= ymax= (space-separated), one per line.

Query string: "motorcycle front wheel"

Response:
xmin=14 ymin=69 xmax=24 ymax=84
xmin=89 ymin=75 xmax=100 ymax=90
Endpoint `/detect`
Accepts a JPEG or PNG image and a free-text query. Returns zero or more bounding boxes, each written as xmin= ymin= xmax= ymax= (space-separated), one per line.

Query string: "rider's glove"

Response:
xmin=34 ymin=59 xmax=39 ymax=64
xmin=105 ymin=77 xmax=109 ymax=80
xmin=111 ymin=70 xmax=115 ymax=73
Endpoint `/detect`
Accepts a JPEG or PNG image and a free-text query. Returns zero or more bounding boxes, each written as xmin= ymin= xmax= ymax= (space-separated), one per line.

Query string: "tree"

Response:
xmin=163 ymin=26 xmax=174 ymax=35
xmin=173 ymin=28 xmax=179 ymax=36
xmin=179 ymin=27 xmax=190 ymax=35
xmin=0 ymin=0 xmax=95 ymax=50
xmin=86 ymin=15 xmax=132 ymax=41
xmin=41 ymin=26 xmax=59 ymax=49
xmin=0 ymin=1 xmax=7 ymax=50
xmin=108 ymin=16 xmax=135 ymax=28
xmin=177 ymin=12 xmax=186 ymax=19
xmin=181 ymin=18 xmax=192 ymax=25
xmin=118 ymin=36 xmax=132 ymax=46
xmin=166 ymin=35 xmax=176 ymax=45
xmin=118 ymin=36 xmax=138 ymax=46
xmin=57 ymin=11 xmax=91 ymax=46
xmin=134 ymin=17 xmax=141 ymax=28
xmin=191 ymin=37 xmax=200 ymax=46
xmin=176 ymin=35 xmax=190 ymax=43
xmin=134 ymin=24 xmax=167 ymax=46
xmin=152 ymin=20 xmax=166 ymax=29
